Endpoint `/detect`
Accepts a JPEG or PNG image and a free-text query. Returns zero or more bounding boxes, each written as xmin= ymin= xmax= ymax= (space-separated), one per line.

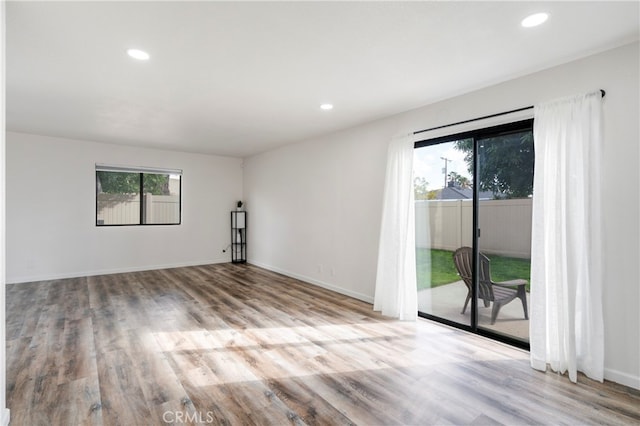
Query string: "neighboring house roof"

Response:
xmin=437 ymin=183 xmax=495 ymax=200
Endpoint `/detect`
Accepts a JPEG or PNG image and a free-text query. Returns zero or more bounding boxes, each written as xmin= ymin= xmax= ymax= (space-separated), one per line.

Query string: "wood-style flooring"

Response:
xmin=6 ymin=263 xmax=640 ymax=425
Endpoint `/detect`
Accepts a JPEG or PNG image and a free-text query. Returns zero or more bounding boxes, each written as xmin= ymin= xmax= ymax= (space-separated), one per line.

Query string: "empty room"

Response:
xmin=1 ymin=1 xmax=639 ymax=425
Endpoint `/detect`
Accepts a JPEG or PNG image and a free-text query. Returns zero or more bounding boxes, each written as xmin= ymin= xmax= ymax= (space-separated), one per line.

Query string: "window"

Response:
xmin=96 ymin=164 xmax=182 ymax=226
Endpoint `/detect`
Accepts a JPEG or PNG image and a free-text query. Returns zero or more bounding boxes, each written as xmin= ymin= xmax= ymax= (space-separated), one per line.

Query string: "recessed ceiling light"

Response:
xmin=521 ymin=12 xmax=549 ymax=28
xmin=320 ymin=104 xmax=334 ymax=110
xmin=127 ymin=48 xmax=150 ymax=61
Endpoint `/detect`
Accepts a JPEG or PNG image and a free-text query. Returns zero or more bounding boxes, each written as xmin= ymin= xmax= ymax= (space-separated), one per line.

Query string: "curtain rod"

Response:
xmin=413 ymin=89 xmax=605 ymax=136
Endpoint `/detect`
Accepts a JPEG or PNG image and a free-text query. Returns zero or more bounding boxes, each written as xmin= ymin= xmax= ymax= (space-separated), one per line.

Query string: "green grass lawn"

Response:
xmin=416 ymin=248 xmax=531 ymax=291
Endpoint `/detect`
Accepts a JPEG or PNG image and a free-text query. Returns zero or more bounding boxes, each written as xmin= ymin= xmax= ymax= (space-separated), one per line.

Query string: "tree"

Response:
xmin=143 ymin=174 xmax=171 ymax=195
xmin=414 ymin=177 xmax=430 ymax=200
xmin=454 ymin=132 xmax=534 ymax=198
xmin=447 ymin=171 xmax=471 ymax=189
xmin=415 ymin=177 xmax=441 ymax=200
xmin=97 ymin=171 xmax=170 ymax=195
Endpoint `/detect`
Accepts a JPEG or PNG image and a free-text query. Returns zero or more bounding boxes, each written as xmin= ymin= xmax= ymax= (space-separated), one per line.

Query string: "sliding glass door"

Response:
xmin=414 ymin=120 xmax=534 ymax=346
xmin=415 ymin=139 xmax=474 ymax=328
xmin=476 ymin=129 xmax=533 ymax=344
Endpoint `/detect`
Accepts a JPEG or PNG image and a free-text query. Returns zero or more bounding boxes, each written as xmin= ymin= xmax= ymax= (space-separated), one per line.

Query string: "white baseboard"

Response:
xmin=6 ymin=258 xmax=228 ymax=284
xmin=248 ymin=260 xmax=374 ymax=304
xmin=1 ymin=408 xmax=9 ymax=426
xmin=605 ymin=367 xmax=640 ymax=390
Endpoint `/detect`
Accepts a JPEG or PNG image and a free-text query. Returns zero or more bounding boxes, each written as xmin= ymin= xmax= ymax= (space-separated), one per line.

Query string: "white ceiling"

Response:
xmin=6 ymin=1 xmax=639 ymax=158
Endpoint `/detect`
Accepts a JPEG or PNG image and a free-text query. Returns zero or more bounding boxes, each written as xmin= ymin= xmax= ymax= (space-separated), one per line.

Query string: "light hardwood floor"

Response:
xmin=6 ymin=263 xmax=640 ymax=425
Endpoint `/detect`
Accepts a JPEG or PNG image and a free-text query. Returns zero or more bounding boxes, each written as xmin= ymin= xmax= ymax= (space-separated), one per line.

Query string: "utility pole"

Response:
xmin=440 ymin=157 xmax=452 ymax=188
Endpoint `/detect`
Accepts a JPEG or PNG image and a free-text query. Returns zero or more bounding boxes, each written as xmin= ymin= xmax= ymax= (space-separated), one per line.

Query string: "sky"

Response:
xmin=413 ymin=140 xmax=472 ymax=191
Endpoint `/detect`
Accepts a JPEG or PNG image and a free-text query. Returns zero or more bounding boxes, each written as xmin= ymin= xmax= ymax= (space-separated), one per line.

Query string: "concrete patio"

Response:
xmin=418 ymin=280 xmax=530 ymax=342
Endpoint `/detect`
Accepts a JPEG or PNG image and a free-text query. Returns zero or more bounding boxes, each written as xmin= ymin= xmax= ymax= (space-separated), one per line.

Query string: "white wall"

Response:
xmin=244 ymin=42 xmax=640 ymax=389
xmin=6 ymin=132 xmax=243 ymax=282
xmin=0 ymin=1 xmax=9 ymax=423
xmin=244 ymin=124 xmax=388 ymax=302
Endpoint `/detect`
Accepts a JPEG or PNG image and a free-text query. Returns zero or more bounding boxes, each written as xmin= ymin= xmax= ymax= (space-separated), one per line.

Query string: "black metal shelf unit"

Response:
xmin=231 ymin=211 xmax=246 ymax=263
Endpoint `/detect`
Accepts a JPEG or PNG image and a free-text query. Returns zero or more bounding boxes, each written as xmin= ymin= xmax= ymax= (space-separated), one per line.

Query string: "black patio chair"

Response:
xmin=452 ymin=246 xmax=528 ymax=324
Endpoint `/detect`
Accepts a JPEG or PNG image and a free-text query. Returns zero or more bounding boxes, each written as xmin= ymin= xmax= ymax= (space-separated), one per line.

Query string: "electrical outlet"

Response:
xmin=317 ymin=264 xmax=323 ymax=273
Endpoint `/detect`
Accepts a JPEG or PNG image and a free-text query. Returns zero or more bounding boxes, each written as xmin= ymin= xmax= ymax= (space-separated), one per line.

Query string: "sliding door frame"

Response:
xmin=415 ymin=119 xmax=533 ymax=351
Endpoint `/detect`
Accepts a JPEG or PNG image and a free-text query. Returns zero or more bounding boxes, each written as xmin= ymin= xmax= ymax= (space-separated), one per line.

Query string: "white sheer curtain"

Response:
xmin=530 ymin=91 xmax=604 ymax=383
xmin=374 ymin=134 xmax=417 ymax=321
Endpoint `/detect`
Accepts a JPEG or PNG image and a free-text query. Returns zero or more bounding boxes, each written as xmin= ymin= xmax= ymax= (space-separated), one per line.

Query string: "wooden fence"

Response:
xmin=97 ymin=193 xmax=180 ymax=224
xmin=415 ymin=198 xmax=532 ymax=258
